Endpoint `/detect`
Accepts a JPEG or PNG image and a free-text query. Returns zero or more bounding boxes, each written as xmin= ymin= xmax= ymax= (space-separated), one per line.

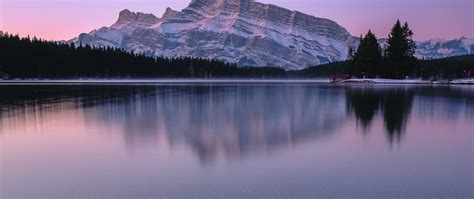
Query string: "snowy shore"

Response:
xmin=0 ymin=78 xmax=472 ymax=84
xmin=340 ymin=78 xmax=474 ymax=84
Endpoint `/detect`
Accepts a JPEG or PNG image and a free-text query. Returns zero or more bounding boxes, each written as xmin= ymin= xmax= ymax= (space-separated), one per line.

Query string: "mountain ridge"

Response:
xmin=71 ymin=1 xmax=473 ymax=69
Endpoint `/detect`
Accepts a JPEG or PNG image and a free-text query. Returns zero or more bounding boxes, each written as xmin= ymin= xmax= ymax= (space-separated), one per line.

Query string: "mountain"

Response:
xmin=72 ymin=0 xmax=354 ymax=70
xmin=414 ymin=37 xmax=474 ymax=59
xmin=375 ymin=37 xmax=474 ymax=59
xmin=71 ymin=0 xmax=473 ymax=69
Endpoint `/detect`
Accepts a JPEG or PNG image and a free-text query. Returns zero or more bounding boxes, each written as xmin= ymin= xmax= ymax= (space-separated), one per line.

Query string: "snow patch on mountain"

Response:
xmin=415 ymin=37 xmax=474 ymax=59
xmin=71 ymin=0 xmax=354 ymax=69
xmin=70 ymin=0 xmax=473 ymax=69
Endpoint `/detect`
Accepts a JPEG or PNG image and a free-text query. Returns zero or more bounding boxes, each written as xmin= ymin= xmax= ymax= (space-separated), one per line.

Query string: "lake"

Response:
xmin=0 ymin=82 xmax=473 ymax=198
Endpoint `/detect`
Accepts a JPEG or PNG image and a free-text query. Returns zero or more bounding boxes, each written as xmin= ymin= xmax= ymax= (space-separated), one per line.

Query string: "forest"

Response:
xmin=294 ymin=54 xmax=474 ymax=79
xmin=1 ymin=21 xmax=473 ymax=80
xmin=0 ymin=32 xmax=286 ymax=79
xmin=337 ymin=20 xmax=474 ymax=79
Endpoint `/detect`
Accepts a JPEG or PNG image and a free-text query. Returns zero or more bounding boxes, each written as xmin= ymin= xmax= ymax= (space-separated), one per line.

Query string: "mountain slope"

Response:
xmin=72 ymin=0 xmax=473 ymax=69
xmin=415 ymin=37 xmax=474 ymax=59
xmin=72 ymin=0 xmax=354 ymax=70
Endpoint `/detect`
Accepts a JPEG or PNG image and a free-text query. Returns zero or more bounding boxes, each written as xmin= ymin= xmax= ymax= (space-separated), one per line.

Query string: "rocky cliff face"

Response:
xmin=72 ymin=0 xmax=472 ymax=69
xmin=72 ymin=0 xmax=353 ymax=69
xmin=414 ymin=37 xmax=474 ymax=59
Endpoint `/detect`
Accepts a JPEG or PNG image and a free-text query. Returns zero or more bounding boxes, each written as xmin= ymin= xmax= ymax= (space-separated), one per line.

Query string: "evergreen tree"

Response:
xmin=385 ymin=20 xmax=416 ymax=78
xmin=385 ymin=20 xmax=403 ymax=61
xmin=401 ymin=22 xmax=415 ymax=58
xmin=352 ymin=30 xmax=382 ymax=77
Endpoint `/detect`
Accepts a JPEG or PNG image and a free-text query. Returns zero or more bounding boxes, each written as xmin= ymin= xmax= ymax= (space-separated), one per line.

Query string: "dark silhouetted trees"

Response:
xmin=384 ymin=20 xmax=417 ymax=78
xmin=0 ymin=32 xmax=286 ymax=79
xmin=297 ymin=54 xmax=473 ymax=79
xmin=351 ymin=30 xmax=382 ymax=77
xmin=0 ymin=31 xmax=473 ymax=80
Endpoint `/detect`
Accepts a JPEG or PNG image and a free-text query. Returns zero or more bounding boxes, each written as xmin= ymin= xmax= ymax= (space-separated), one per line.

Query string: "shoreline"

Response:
xmin=0 ymin=78 xmax=473 ymax=85
xmin=339 ymin=78 xmax=474 ymax=85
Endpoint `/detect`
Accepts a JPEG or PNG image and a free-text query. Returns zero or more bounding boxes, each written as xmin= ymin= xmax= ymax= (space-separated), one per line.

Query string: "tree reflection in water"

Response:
xmin=346 ymin=86 xmax=414 ymax=144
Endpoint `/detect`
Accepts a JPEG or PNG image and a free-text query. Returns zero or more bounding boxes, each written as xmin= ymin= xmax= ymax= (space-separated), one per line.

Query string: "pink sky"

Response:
xmin=1 ymin=0 xmax=473 ymax=41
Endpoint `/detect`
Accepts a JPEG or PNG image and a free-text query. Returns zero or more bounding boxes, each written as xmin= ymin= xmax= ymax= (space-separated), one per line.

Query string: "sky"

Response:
xmin=0 ymin=0 xmax=473 ymax=41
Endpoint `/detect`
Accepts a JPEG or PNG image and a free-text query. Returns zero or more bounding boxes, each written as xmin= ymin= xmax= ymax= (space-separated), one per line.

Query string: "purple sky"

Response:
xmin=1 ymin=0 xmax=472 ymax=41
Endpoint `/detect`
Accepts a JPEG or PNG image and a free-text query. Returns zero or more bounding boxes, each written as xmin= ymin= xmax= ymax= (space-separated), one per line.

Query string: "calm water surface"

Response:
xmin=0 ymin=83 xmax=473 ymax=198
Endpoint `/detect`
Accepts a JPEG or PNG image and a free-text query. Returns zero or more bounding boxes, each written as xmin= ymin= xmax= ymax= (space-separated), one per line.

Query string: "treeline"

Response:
xmin=344 ymin=20 xmax=473 ymax=79
xmin=0 ymin=30 xmax=473 ymax=80
xmin=416 ymin=55 xmax=474 ymax=79
xmin=0 ymin=32 xmax=286 ymax=79
xmin=346 ymin=20 xmax=417 ymax=78
xmin=296 ymin=54 xmax=474 ymax=79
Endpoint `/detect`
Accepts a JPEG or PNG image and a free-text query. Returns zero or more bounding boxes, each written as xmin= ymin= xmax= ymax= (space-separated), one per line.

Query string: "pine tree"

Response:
xmin=401 ymin=22 xmax=415 ymax=58
xmin=385 ymin=20 xmax=416 ymax=78
xmin=385 ymin=20 xmax=404 ymax=61
xmin=352 ymin=30 xmax=382 ymax=77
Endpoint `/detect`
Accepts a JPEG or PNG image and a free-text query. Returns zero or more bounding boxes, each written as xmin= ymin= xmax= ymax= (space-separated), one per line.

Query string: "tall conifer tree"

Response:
xmin=352 ymin=30 xmax=382 ymax=77
xmin=385 ymin=20 xmax=416 ymax=78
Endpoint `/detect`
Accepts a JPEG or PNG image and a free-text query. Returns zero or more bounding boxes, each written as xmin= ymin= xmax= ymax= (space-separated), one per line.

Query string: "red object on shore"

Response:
xmin=468 ymin=70 xmax=473 ymax=78
xmin=330 ymin=73 xmax=351 ymax=82
xmin=344 ymin=73 xmax=350 ymax=79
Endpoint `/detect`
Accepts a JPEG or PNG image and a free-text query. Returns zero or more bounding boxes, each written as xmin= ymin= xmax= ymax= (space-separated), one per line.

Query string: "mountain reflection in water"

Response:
xmin=1 ymin=84 xmax=473 ymax=163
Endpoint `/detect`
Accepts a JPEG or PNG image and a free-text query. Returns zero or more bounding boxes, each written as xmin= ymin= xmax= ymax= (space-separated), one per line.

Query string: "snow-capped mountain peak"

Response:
xmin=415 ymin=37 xmax=474 ymax=59
xmin=71 ymin=0 xmax=473 ymax=69
xmin=71 ymin=0 xmax=354 ymax=69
